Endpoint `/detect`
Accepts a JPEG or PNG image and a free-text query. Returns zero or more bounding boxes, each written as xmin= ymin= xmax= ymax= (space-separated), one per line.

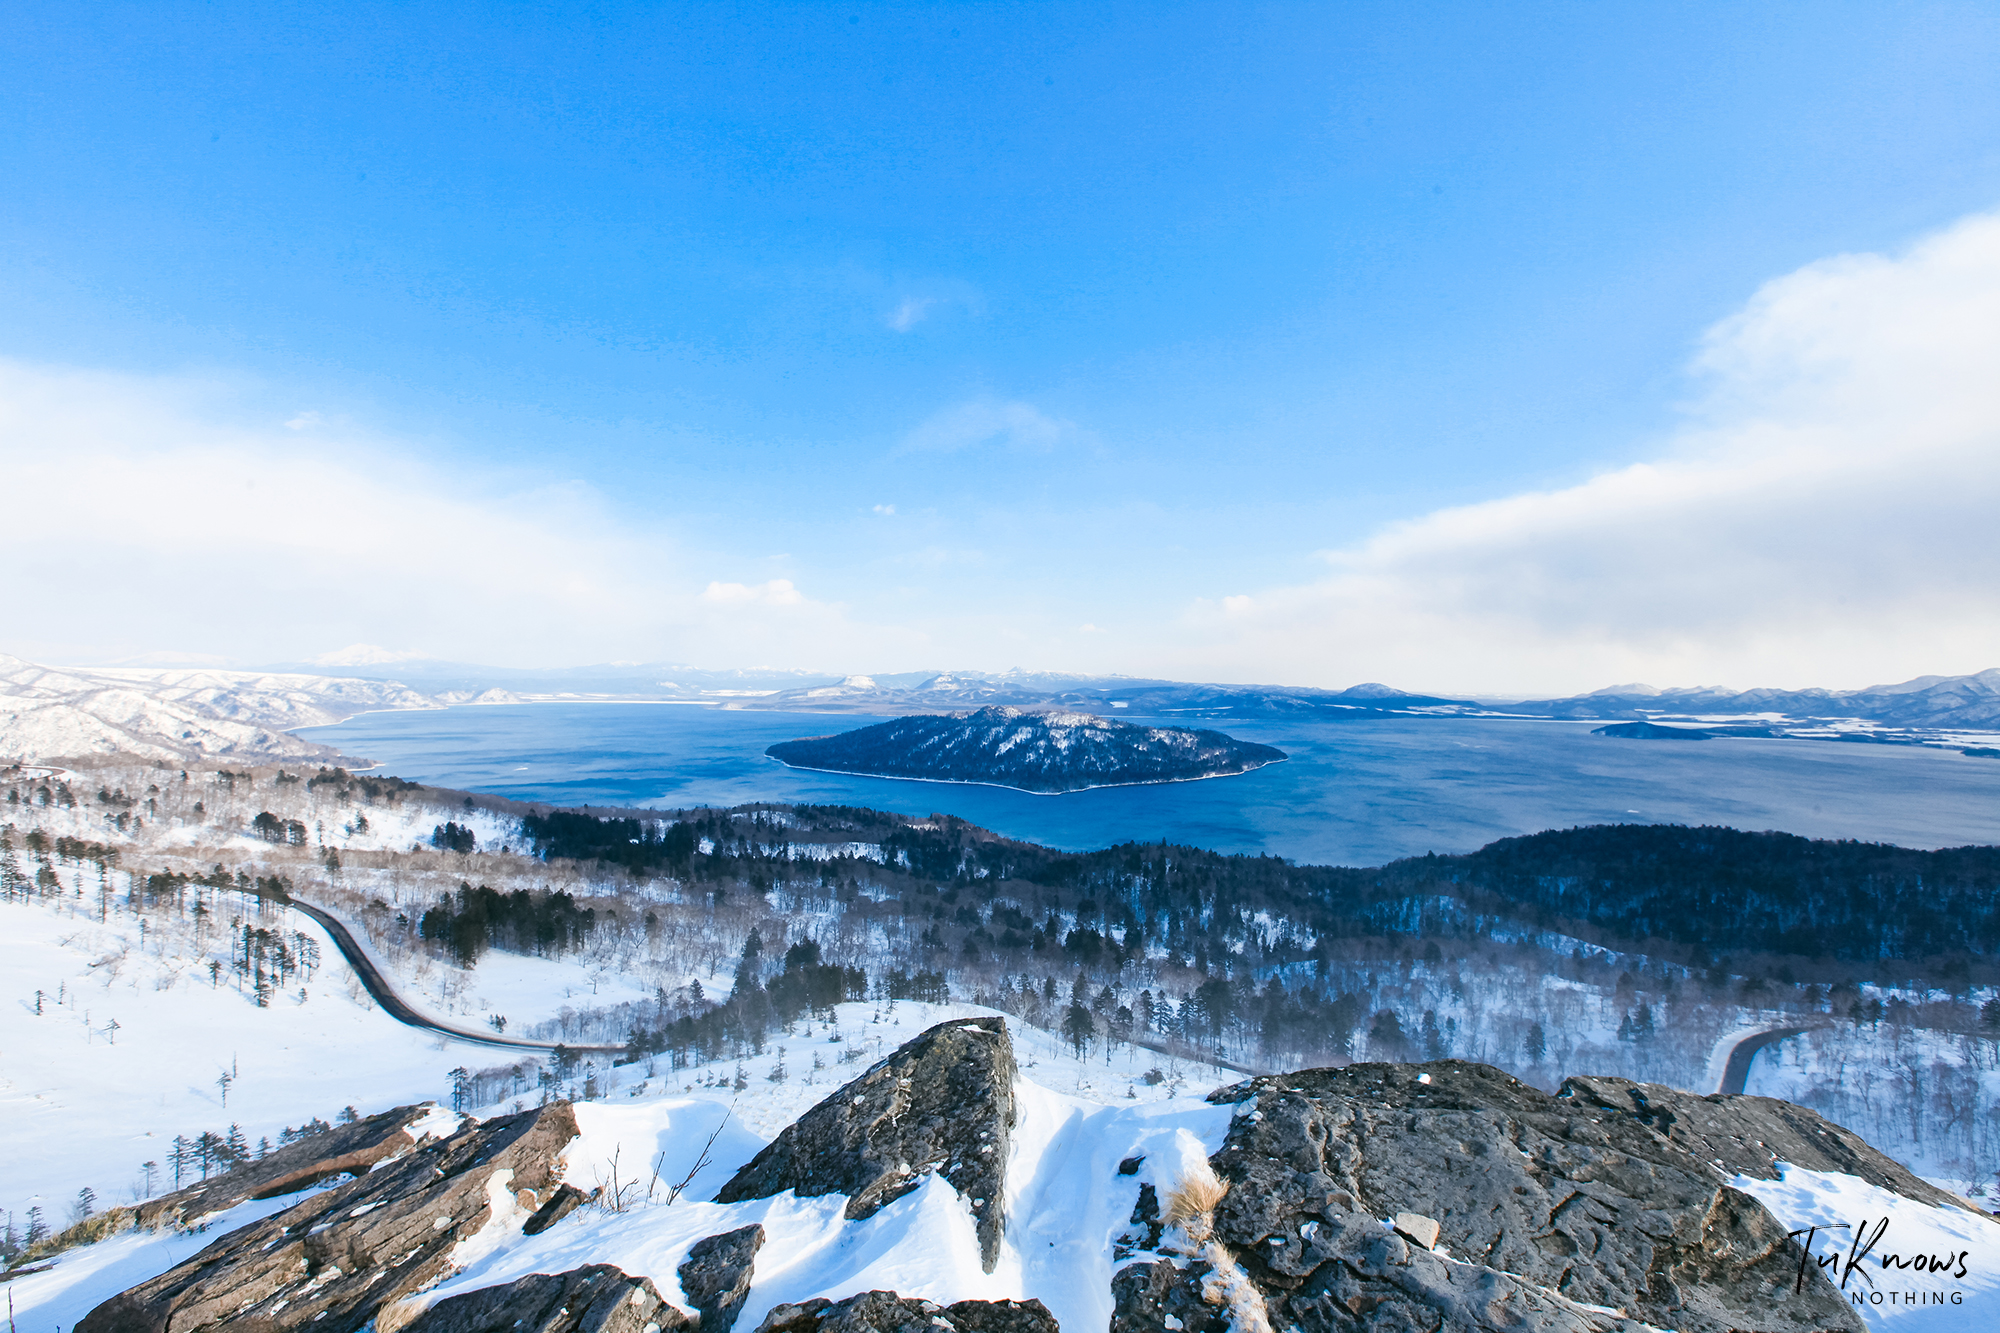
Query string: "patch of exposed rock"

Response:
xmin=715 ymin=1016 xmax=1016 ymax=1271
xmin=1561 ymin=1074 xmax=1983 ymax=1213
xmin=756 ymin=1292 xmax=1057 ymax=1333
xmin=140 ymin=1104 xmax=447 ymax=1229
xmin=21 ymin=1104 xmax=447 ymax=1263
xmin=78 ymin=1102 xmax=579 ymax=1333
xmin=1110 ymin=1061 xmax=1863 ymax=1333
xmin=678 ymin=1224 xmax=765 ymax=1333
xmin=401 ymin=1264 xmax=685 ymax=1333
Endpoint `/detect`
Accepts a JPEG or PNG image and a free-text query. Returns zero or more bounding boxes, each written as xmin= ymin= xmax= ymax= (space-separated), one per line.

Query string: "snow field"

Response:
xmin=0 ymin=895 xmax=496 ymax=1224
xmin=1733 ymin=1165 xmax=2000 ymax=1330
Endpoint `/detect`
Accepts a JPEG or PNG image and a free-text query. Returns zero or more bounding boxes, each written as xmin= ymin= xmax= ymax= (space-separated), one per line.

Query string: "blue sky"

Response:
xmin=6 ymin=3 xmax=2000 ymax=691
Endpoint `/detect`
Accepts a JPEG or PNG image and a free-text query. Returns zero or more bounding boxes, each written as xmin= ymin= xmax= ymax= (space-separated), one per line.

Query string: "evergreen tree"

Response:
xmin=1062 ymin=1000 xmax=1095 ymax=1059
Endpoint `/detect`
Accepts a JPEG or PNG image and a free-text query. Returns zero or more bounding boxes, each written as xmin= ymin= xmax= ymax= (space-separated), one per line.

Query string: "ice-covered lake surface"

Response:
xmin=300 ymin=705 xmax=2000 ymax=865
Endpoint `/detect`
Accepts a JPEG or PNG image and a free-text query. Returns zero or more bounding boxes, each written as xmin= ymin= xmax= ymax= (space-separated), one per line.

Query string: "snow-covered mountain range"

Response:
xmin=0 ymin=654 xmax=436 ymax=763
xmin=1515 ymin=668 xmax=2000 ymax=729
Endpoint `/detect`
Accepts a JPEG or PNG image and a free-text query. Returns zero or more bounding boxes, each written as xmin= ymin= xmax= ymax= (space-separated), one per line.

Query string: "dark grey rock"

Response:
xmin=715 ymin=1016 xmax=1016 ymax=1271
xmin=755 ymin=1293 xmax=1055 ymax=1333
xmin=523 ymin=1182 xmax=591 ymax=1235
xmin=401 ymin=1264 xmax=689 ymax=1333
xmin=934 ymin=1299 xmax=1059 ymax=1333
xmin=1107 ymin=1061 xmax=1862 ymax=1333
xmin=78 ymin=1102 xmax=581 ymax=1333
xmin=1111 ymin=1243 xmax=1657 ymax=1333
xmin=677 ymin=1224 xmax=765 ymax=1333
xmin=1561 ymin=1073 xmax=1985 ymax=1214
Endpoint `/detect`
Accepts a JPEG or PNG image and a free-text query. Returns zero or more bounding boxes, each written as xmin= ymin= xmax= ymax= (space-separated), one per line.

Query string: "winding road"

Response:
xmin=279 ymin=894 xmax=628 ymax=1056
xmin=1713 ymin=1024 xmax=1819 ymax=1094
xmin=287 ymin=887 xmax=1832 ymax=1087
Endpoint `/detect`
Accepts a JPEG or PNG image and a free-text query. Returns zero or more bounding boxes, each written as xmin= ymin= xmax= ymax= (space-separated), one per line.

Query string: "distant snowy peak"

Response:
xmin=765 ymin=706 xmax=1285 ymax=793
xmin=1521 ymin=666 xmax=2000 ymax=728
xmin=0 ymin=654 xmax=439 ymax=764
xmin=733 ymin=672 xmax=1483 ymax=719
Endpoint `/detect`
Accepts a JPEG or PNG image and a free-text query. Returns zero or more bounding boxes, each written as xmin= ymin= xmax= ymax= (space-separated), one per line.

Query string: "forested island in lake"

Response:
xmin=764 ymin=705 xmax=1286 ymax=793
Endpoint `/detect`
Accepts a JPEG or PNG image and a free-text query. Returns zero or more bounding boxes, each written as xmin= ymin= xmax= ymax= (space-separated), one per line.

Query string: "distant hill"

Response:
xmin=765 ymin=706 xmax=1287 ymax=793
xmin=0 ymin=654 xmax=436 ymax=763
xmin=734 ymin=671 xmax=1484 ymax=719
xmin=1514 ymin=668 xmax=2000 ymax=730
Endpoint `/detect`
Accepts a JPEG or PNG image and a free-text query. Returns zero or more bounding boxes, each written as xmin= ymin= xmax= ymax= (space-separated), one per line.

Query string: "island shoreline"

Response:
xmin=762 ymin=750 xmax=1288 ymax=796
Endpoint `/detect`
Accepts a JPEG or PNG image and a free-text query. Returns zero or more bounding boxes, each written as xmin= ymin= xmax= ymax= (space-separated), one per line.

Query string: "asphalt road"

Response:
xmin=1715 ymin=1025 xmax=1814 ymax=1094
xmin=283 ymin=895 xmax=627 ymax=1056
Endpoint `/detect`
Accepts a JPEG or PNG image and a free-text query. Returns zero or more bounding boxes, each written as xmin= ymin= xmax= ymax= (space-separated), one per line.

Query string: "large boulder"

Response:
xmin=756 ymin=1293 xmax=1056 ymax=1333
xmin=79 ymin=1102 xmax=580 ymax=1333
xmin=1561 ymin=1073 xmax=1983 ymax=1213
xmin=399 ymin=1264 xmax=688 ymax=1333
xmin=715 ymin=1016 xmax=1016 ymax=1271
xmin=677 ymin=1224 xmax=765 ymax=1333
xmin=1111 ymin=1061 xmax=1862 ymax=1333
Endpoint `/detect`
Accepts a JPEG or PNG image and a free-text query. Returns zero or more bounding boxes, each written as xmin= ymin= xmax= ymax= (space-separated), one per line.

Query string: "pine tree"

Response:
xmin=1063 ymin=1000 xmax=1095 ymax=1059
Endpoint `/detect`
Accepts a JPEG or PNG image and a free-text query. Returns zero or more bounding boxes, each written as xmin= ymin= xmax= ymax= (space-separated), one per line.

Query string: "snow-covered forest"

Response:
xmin=5 ymin=751 xmax=2000 ymax=1259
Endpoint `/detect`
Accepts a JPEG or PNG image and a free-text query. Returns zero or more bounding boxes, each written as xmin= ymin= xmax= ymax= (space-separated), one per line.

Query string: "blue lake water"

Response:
xmin=298 ymin=705 xmax=2000 ymax=866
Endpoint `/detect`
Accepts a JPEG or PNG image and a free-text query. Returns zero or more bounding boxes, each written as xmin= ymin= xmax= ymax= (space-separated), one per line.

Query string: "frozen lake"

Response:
xmin=299 ymin=705 xmax=2000 ymax=866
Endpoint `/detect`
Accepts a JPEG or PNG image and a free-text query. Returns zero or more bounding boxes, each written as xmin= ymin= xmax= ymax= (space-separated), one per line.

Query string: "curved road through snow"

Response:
xmin=1714 ymin=1025 xmax=1817 ymax=1094
xmin=280 ymin=894 xmax=627 ymax=1056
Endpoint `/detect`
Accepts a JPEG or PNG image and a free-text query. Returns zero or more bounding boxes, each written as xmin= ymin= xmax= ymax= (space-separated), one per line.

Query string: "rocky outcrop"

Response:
xmin=756 ymin=1293 xmax=1056 ymax=1333
xmin=715 ymin=1017 xmax=1016 ymax=1271
xmin=78 ymin=1102 xmax=580 ymax=1333
xmin=400 ymin=1265 xmax=686 ymax=1333
xmin=524 ymin=1182 xmax=592 ymax=1235
xmin=1110 ymin=1061 xmax=1863 ymax=1333
xmin=677 ymin=1224 xmax=765 ymax=1333
xmin=1561 ymin=1073 xmax=1983 ymax=1213
xmin=136 ymin=1104 xmax=448 ymax=1230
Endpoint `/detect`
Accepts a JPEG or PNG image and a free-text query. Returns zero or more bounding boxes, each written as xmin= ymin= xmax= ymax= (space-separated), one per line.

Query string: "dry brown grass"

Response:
xmin=1163 ymin=1161 xmax=1229 ymax=1227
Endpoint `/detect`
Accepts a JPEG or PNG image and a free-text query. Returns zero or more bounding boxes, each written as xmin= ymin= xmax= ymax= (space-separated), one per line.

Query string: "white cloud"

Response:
xmin=872 ymin=503 xmax=896 ymax=515
xmin=1167 ymin=210 xmax=2000 ymax=695
xmin=700 ymin=579 xmax=805 ymax=606
xmin=887 ymin=297 xmax=936 ymax=332
xmin=0 ymin=360 xmax=920 ymax=669
xmin=900 ymin=397 xmax=1075 ymax=454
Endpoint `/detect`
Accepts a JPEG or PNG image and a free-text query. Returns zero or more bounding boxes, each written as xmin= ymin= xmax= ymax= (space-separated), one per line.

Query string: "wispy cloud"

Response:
xmin=900 ymin=397 xmax=1075 ymax=453
xmin=887 ymin=297 xmax=936 ymax=332
xmin=700 ymin=579 xmax=805 ymax=606
xmin=1169 ymin=210 xmax=2000 ymax=694
xmin=0 ymin=361 xmax=923 ymax=668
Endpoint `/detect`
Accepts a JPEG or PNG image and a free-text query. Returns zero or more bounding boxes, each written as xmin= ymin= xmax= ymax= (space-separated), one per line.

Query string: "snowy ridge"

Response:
xmin=0 ymin=653 xmax=438 ymax=763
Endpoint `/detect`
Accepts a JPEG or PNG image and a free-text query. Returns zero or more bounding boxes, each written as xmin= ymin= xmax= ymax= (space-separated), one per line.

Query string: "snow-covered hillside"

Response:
xmin=9 ymin=1011 xmax=1999 ymax=1333
xmin=765 ymin=707 xmax=1286 ymax=792
xmin=8 ymin=747 xmax=2000 ymax=1319
xmin=0 ymin=653 xmax=436 ymax=763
